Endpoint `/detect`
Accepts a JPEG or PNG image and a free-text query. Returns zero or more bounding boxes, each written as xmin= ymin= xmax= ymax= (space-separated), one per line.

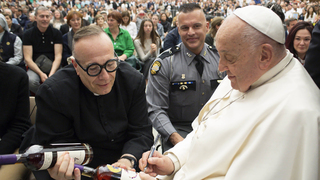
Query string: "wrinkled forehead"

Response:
xmin=216 ymin=15 xmax=244 ymax=42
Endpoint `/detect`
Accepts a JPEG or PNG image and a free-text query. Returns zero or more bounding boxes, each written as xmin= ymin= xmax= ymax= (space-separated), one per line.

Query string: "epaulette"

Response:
xmin=158 ymin=45 xmax=181 ymax=60
xmin=208 ymin=45 xmax=218 ymax=52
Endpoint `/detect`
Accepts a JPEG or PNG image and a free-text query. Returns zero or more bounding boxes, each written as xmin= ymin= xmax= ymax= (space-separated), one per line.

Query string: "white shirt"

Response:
xmin=161 ymin=51 xmax=320 ymax=180
xmin=120 ymin=22 xmax=137 ymax=39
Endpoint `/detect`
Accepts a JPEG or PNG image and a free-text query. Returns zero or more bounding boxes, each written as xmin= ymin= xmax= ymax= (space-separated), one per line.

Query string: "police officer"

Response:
xmin=147 ymin=3 xmax=225 ymax=152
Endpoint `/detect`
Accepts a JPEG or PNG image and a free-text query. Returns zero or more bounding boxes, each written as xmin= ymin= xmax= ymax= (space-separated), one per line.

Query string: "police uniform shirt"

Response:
xmin=147 ymin=43 xmax=225 ymax=141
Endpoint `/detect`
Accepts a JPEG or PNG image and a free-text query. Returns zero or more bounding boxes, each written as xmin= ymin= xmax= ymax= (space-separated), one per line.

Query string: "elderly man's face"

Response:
xmin=178 ymin=9 xmax=209 ymax=55
xmin=73 ymin=33 xmax=117 ymax=95
xmin=216 ymin=17 xmax=261 ymax=92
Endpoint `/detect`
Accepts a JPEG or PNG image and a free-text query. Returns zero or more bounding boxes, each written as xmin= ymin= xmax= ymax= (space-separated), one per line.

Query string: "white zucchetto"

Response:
xmin=233 ymin=5 xmax=285 ymax=44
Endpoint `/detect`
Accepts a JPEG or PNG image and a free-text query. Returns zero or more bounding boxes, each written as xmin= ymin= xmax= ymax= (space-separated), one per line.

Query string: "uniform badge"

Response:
xmin=181 ymin=74 xmax=185 ymax=79
xmin=151 ymin=60 xmax=161 ymax=75
xmin=6 ymin=42 xmax=10 ymax=45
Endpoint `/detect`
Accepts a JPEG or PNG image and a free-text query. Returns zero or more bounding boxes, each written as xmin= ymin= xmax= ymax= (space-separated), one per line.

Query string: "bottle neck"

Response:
xmin=0 ymin=154 xmax=22 ymax=165
xmin=75 ymin=164 xmax=96 ymax=178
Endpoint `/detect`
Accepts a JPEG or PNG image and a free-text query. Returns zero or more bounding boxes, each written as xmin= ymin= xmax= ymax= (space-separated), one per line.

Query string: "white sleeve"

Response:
xmin=6 ymin=36 xmax=23 ymax=66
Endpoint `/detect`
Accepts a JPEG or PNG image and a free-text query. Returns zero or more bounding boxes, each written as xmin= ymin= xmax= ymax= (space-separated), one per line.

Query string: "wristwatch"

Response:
xmin=121 ymin=155 xmax=137 ymax=169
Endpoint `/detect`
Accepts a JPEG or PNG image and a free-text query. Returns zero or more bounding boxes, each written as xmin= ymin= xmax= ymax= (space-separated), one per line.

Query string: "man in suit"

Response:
xmin=15 ymin=8 xmax=29 ymax=28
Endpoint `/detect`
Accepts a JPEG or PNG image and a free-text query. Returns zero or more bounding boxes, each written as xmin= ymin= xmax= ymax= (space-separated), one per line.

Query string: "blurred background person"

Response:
xmin=120 ymin=11 xmax=137 ymax=39
xmin=61 ymin=10 xmax=82 ymax=67
xmin=51 ymin=10 xmax=66 ymax=30
xmin=4 ymin=13 xmax=23 ymax=40
xmin=205 ymin=17 xmax=224 ymax=47
xmin=305 ymin=6 xmax=317 ymax=23
xmin=94 ymin=14 xmax=109 ymax=29
xmin=151 ymin=14 xmax=164 ymax=41
xmin=285 ymin=21 xmax=313 ymax=65
xmin=134 ymin=19 xmax=160 ymax=81
xmin=160 ymin=12 xmax=171 ymax=36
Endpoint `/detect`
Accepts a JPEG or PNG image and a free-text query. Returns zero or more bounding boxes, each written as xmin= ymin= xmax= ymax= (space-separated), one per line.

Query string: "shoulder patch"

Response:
xmin=158 ymin=45 xmax=181 ymax=60
xmin=151 ymin=60 xmax=162 ymax=75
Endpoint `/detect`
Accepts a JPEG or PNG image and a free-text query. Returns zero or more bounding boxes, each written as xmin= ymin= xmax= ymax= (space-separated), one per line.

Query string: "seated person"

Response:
xmin=23 ymin=6 xmax=63 ymax=94
xmin=104 ymin=11 xmax=134 ymax=61
xmin=0 ymin=14 xmax=23 ymax=67
xmin=134 ymin=19 xmax=160 ymax=80
xmin=4 ymin=13 xmax=23 ymax=40
xmin=0 ymin=61 xmax=31 ymax=179
xmin=138 ymin=5 xmax=320 ymax=180
xmin=23 ymin=25 xmax=153 ymax=180
xmin=62 ymin=10 xmax=83 ymax=67
xmin=162 ymin=27 xmax=181 ymax=51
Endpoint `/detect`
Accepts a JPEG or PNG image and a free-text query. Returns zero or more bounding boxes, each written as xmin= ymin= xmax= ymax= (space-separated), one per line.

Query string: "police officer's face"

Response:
xmin=178 ymin=9 xmax=209 ymax=55
xmin=73 ymin=33 xmax=116 ymax=95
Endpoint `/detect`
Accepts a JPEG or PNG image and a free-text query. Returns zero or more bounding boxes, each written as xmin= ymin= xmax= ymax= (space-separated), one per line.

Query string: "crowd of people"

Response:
xmin=1 ymin=0 xmax=320 ymax=180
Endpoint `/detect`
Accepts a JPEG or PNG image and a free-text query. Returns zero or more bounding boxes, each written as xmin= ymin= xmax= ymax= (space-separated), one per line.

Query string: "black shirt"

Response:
xmin=23 ymin=25 xmax=63 ymax=61
xmin=34 ymin=62 xmax=153 ymax=172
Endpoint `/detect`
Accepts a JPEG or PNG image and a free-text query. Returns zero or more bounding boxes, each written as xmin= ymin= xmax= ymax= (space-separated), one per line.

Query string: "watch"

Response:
xmin=121 ymin=155 xmax=137 ymax=169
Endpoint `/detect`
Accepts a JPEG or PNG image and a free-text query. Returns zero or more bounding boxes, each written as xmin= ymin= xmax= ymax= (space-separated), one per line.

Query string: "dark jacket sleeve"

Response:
xmin=62 ymin=33 xmax=72 ymax=67
xmin=0 ymin=64 xmax=31 ymax=154
xmin=205 ymin=34 xmax=214 ymax=47
xmin=119 ymin=64 xmax=154 ymax=162
xmin=305 ymin=21 xmax=320 ymax=89
xmin=163 ymin=27 xmax=178 ymax=51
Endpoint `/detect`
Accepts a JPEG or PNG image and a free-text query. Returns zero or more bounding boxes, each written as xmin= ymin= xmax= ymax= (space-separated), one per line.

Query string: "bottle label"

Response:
xmin=57 ymin=150 xmax=85 ymax=165
xmin=120 ymin=169 xmax=141 ymax=180
xmin=39 ymin=152 xmax=53 ymax=170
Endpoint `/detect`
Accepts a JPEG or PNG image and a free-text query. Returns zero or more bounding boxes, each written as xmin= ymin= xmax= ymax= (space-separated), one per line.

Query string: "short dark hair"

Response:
xmin=285 ymin=18 xmax=297 ymax=26
xmin=73 ymin=25 xmax=104 ymax=52
xmin=179 ymin=3 xmax=201 ymax=13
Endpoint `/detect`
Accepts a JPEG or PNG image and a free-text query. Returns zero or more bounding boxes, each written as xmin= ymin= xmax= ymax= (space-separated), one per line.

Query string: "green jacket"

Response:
xmin=104 ymin=27 xmax=134 ymax=58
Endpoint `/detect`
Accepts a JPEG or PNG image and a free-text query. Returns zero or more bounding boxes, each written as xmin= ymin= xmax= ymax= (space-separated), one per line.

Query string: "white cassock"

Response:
xmin=160 ymin=51 xmax=320 ymax=180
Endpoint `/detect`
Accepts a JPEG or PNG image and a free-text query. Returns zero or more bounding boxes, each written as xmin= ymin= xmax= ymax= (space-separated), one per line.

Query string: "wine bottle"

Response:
xmin=0 ymin=143 xmax=93 ymax=171
xmin=75 ymin=164 xmax=141 ymax=180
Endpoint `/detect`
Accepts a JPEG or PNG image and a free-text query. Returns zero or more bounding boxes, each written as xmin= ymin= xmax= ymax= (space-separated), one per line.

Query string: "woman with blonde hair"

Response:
xmin=94 ymin=14 xmax=108 ymax=29
xmin=205 ymin=17 xmax=224 ymax=47
xmin=51 ymin=10 xmax=66 ymax=30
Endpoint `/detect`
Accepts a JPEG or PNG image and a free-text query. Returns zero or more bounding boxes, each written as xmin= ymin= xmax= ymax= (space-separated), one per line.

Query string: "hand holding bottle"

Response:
xmin=139 ymin=150 xmax=174 ymax=177
xmin=48 ymin=152 xmax=81 ymax=180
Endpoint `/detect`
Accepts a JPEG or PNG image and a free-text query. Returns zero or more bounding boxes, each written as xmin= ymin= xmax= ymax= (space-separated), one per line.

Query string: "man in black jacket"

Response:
xmin=305 ymin=21 xmax=320 ymax=89
xmin=29 ymin=25 xmax=153 ymax=180
xmin=0 ymin=62 xmax=31 ymax=179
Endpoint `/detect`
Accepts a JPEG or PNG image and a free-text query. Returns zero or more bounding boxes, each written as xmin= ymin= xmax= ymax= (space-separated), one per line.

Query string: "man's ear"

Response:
xmin=71 ymin=57 xmax=80 ymax=75
xmin=259 ymin=43 xmax=273 ymax=70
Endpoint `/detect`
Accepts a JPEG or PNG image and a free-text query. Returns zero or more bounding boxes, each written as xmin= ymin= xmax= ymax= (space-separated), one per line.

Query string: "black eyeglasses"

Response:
xmin=75 ymin=53 xmax=120 ymax=77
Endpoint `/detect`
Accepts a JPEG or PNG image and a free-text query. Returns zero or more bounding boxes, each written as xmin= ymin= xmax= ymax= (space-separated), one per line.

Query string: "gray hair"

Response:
xmin=35 ymin=6 xmax=50 ymax=16
xmin=241 ymin=22 xmax=285 ymax=58
xmin=72 ymin=25 xmax=105 ymax=54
